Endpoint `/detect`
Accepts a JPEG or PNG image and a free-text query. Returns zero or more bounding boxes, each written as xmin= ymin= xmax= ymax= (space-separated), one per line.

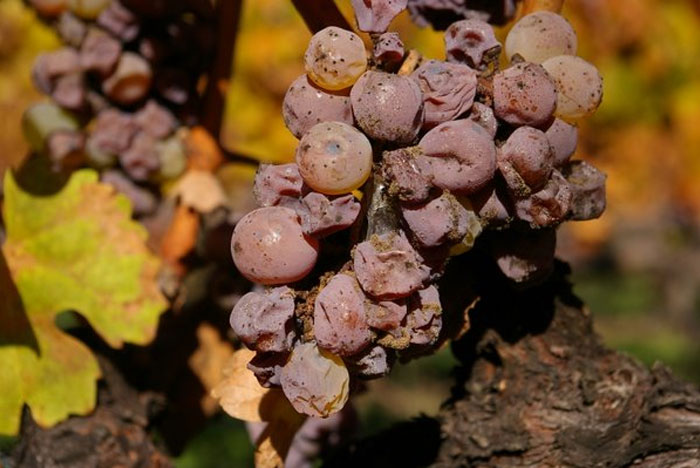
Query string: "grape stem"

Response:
xmin=290 ymin=0 xmax=352 ymax=33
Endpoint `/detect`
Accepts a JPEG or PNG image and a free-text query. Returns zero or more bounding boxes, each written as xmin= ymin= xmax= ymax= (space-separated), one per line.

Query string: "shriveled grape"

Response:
xmin=366 ymin=299 xmax=407 ymax=331
xmin=514 ymin=169 xmax=572 ymax=227
xmin=401 ymin=193 xmax=469 ymax=248
xmin=254 ymin=163 xmax=304 ymax=207
xmin=493 ymin=61 xmax=557 ymax=128
xmin=562 ymin=160 xmax=606 ymax=221
xmin=382 ymin=146 xmax=432 ymax=203
xmin=294 ymin=192 xmax=361 ymax=238
xmin=230 ymin=287 xmax=296 ymax=353
xmin=497 ymin=126 xmax=554 ymax=198
xmin=406 ymin=285 xmax=442 ymax=345
xmin=304 ymin=27 xmax=367 ymax=91
xmin=351 ymin=0 xmax=407 ymax=33
xmin=80 ymin=27 xmax=122 ymax=77
xmin=445 ymin=19 xmax=501 ymax=69
xmin=469 ymin=102 xmax=497 ymax=138
xmin=471 ymin=182 xmax=513 ymax=227
xmin=372 ymin=32 xmax=405 ymax=65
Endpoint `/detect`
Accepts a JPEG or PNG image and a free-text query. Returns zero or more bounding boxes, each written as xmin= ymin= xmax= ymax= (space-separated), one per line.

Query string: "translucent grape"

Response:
xmin=22 ymin=102 xmax=79 ymax=153
xmin=401 ymin=193 xmax=469 ymax=248
xmin=282 ymin=75 xmax=354 ymax=139
xmin=351 ymin=0 xmax=408 ymax=33
xmin=469 ymin=102 xmax=497 ymax=138
xmin=445 ymin=19 xmax=501 ymax=69
xmin=562 ymin=160 xmax=607 ymax=221
xmin=230 ymin=287 xmax=296 ymax=353
xmin=497 ymin=126 xmax=554 ymax=198
xmin=542 ymin=55 xmax=604 ymax=120
xmin=314 ymin=274 xmax=372 ymax=356
xmin=80 ymin=27 xmax=122 ymax=77
xmin=295 ymin=122 xmax=373 ymax=195
xmin=505 ymin=11 xmax=577 ymax=64
xmin=382 ymin=146 xmax=432 ymax=203
xmin=102 ymin=52 xmax=153 ymax=106
xmin=491 ymin=228 xmax=556 ymax=284
xmin=545 ymin=118 xmax=578 ymax=166
xmin=411 ymin=59 xmax=477 ymax=129
xmin=304 ymin=27 xmax=367 ymax=91
xmin=231 ymin=207 xmax=319 ymax=285
xmin=372 ymin=32 xmax=405 ymax=65
xmin=350 ymin=71 xmax=425 ymax=144
xmin=68 ymin=0 xmax=110 ymax=19
xmin=280 ymin=343 xmax=350 ymax=418
xmin=417 ymin=119 xmax=496 ymax=194
xmin=514 ymin=169 xmax=572 ymax=228
xmin=254 ymin=163 xmax=304 ymax=207
xmin=493 ymin=62 xmax=557 ymax=128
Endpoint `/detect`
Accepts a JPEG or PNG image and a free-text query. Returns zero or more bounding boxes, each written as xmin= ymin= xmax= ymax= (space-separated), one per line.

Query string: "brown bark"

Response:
xmin=325 ymin=255 xmax=700 ymax=468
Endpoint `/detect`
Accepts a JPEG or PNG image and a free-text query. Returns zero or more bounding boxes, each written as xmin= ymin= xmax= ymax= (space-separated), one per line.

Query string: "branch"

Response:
xmin=290 ymin=0 xmax=352 ymax=33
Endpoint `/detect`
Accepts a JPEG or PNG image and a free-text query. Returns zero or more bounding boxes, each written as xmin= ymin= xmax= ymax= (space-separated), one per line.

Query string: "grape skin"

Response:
xmin=230 ymin=286 xmax=296 ymax=353
xmin=514 ymin=169 xmax=572 ymax=228
xmin=231 ymin=207 xmax=319 ymax=285
xmin=293 ymin=193 xmax=361 ymax=238
xmin=505 ymin=11 xmax=577 ymax=64
xmin=382 ymin=147 xmax=432 ymax=203
xmin=545 ymin=118 xmax=578 ymax=167
xmin=406 ymin=285 xmax=442 ymax=346
xmin=351 ymin=0 xmax=408 ymax=33
xmin=542 ymin=55 xmax=604 ymax=120
xmin=304 ymin=27 xmax=367 ymax=91
xmin=493 ymin=62 xmax=557 ymax=128
xmin=372 ymin=32 xmax=405 ymax=65
xmin=366 ymin=299 xmax=407 ymax=332
xmin=254 ymin=163 xmax=304 ymax=207
xmin=562 ymin=160 xmax=607 ymax=221
xmin=401 ymin=193 xmax=470 ymax=248
xmin=445 ymin=19 xmax=501 ymax=69
xmin=497 ymin=126 xmax=554 ymax=198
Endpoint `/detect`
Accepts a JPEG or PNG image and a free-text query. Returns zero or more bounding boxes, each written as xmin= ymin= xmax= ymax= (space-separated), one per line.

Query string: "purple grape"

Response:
xmin=469 ymin=101 xmax=497 ymax=138
xmin=101 ymin=169 xmax=158 ymax=215
xmin=230 ymin=286 xmax=296 ymax=353
xmin=120 ymin=131 xmax=159 ymax=181
xmin=347 ymin=345 xmax=394 ymax=379
xmin=314 ymin=274 xmax=372 ymax=357
xmin=406 ymin=285 xmax=442 ymax=345
xmin=96 ymin=0 xmax=140 ymax=42
xmin=491 ymin=227 xmax=556 ymax=284
xmin=497 ymin=126 xmax=554 ymax=198
xmin=417 ymin=119 xmax=496 ymax=194
xmin=562 ymin=160 xmax=606 ymax=221
xmin=366 ymin=299 xmax=407 ymax=331
xmin=254 ymin=163 xmax=305 ymax=207
xmin=79 ymin=27 xmax=122 ymax=77
xmin=134 ymin=99 xmax=177 ymax=139
xmin=282 ymin=75 xmax=354 ymax=139
xmin=514 ymin=169 xmax=572 ymax=228
xmin=445 ymin=19 xmax=501 ymax=69
xmin=351 ymin=71 xmax=425 ymax=144
xmin=351 ymin=0 xmax=408 ymax=33
xmin=471 ymin=182 xmax=513 ymax=227
xmin=493 ymin=61 xmax=557 ymax=128
xmin=52 ymin=72 xmax=86 ymax=110
xmin=372 ymin=32 xmax=405 ymax=65
xmin=382 ymin=147 xmax=432 ymax=203
xmin=401 ymin=193 xmax=469 ymax=247
xmin=247 ymin=352 xmax=288 ymax=388
xmin=411 ymin=59 xmax=477 ymax=129
xmin=353 ymin=230 xmax=430 ymax=300
xmin=545 ymin=118 xmax=578 ymax=167
xmin=91 ymin=108 xmax=138 ymax=155
xmin=294 ymin=192 xmax=361 ymax=238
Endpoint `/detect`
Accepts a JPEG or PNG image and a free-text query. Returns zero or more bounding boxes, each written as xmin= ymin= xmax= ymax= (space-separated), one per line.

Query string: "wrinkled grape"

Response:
xmin=351 ymin=71 xmax=425 ymax=144
xmin=366 ymin=299 xmax=407 ymax=331
xmin=134 ymin=100 xmax=176 ymax=139
xmin=542 ymin=55 xmax=603 ymax=120
xmin=514 ymin=169 xmax=572 ymax=227
xmin=382 ymin=146 xmax=432 ymax=203
xmin=304 ymin=27 xmax=367 ymax=91
xmin=280 ymin=343 xmax=349 ymax=418
xmin=493 ymin=61 xmax=557 ymax=128
xmin=293 ymin=192 xmax=361 ymax=238
xmin=254 ymin=163 xmax=304 ymax=207
xmin=406 ymin=285 xmax=442 ymax=345
xmin=80 ymin=27 xmax=122 ymax=76
xmin=445 ymin=19 xmax=501 ymax=69
xmin=120 ymin=131 xmax=159 ymax=181
xmin=296 ymin=122 xmax=373 ymax=195
xmin=372 ymin=32 xmax=405 ymax=65
xmin=545 ymin=118 xmax=578 ymax=167
xmin=471 ymin=182 xmax=513 ymax=227
xmin=351 ymin=0 xmax=408 ymax=33
xmin=96 ymin=0 xmax=139 ymax=42
xmin=90 ymin=108 xmax=138 ymax=156
xmin=491 ymin=228 xmax=556 ymax=284
xmin=498 ymin=126 xmax=554 ymax=198
xmin=51 ymin=73 xmax=86 ymax=111
xmin=408 ymin=0 xmax=517 ymax=29
xmin=401 ymin=193 xmax=469 ymax=247
xmin=230 ymin=286 xmax=296 ymax=353
xmin=562 ymin=160 xmax=606 ymax=221
xmin=231 ymin=207 xmax=319 ymax=285
xmin=505 ymin=11 xmax=577 ymax=64
xmin=411 ymin=59 xmax=477 ymax=129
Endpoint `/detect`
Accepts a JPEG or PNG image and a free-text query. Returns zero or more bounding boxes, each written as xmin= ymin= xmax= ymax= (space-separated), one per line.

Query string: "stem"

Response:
xmin=201 ymin=0 xmax=244 ymax=138
xmin=290 ymin=0 xmax=352 ymax=33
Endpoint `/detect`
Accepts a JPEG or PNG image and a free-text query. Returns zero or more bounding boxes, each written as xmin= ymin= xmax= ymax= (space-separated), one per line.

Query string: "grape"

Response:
xmin=372 ymin=32 xmax=405 ymax=65
xmin=230 ymin=287 xmax=296 ymax=353
xmin=102 ymin=52 xmax=153 ymax=106
xmin=51 ymin=73 xmax=86 ymax=111
xmin=254 ymin=163 xmax=304 ymax=207
xmin=247 ymin=352 xmax=288 ymax=388
xmin=346 ymin=345 xmax=394 ymax=379
xmin=469 ymin=102 xmax=497 ymax=138
xmin=96 ymin=0 xmax=140 ymax=42
xmin=505 ymin=11 xmax=577 ymax=64
xmin=351 ymin=0 xmax=408 ymax=33
xmin=304 ymin=27 xmax=368 ymax=91
xmin=411 ymin=59 xmax=477 ymax=129
xmin=562 ymin=160 xmax=606 ymax=221
xmin=401 ymin=193 xmax=470 ymax=248
xmin=90 ymin=108 xmax=138 ymax=155
xmin=314 ymin=274 xmax=372 ymax=356
xmin=120 ymin=131 xmax=159 ymax=181
xmin=545 ymin=118 xmax=578 ymax=167
xmin=134 ymin=100 xmax=177 ymax=139
xmin=80 ymin=27 xmax=122 ymax=77
xmin=85 ymin=136 xmax=116 ymax=168
xmin=417 ymin=119 xmax=496 ymax=194
xmin=353 ymin=230 xmax=430 ymax=299
xmin=46 ymin=130 xmax=85 ymax=171
xmin=101 ymin=169 xmax=158 ymax=215
xmin=382 ymin=147 xmax=432 ymax=203
xmin=280 ymin=342 xmax=349 ymax=418
xmin=514 ymin=169 xmax=572 ymax=228
xmin=406 ymin=285 xmax=442 ymax=345
xmin=293 ymin=193 xmax=361 ymax=238
xmin=366 ymin=299 xmax=407 ymax=331
xmin=32 ymin=48 xmax=81 ymax=95
xmin=295 ymin=122 xmax=373 ymax=195
xmin=542 ymin=55 xmax=604 ymax=120
xmin=493 ymin=62 xmax=557 ymax=128
xmin=491 ymin=227 xmax=556 ymax=284
xmin=497 ymin=126 xmax=554 ymax=198
xmin=350 ymin=71 xmax=425 ymax=144
xmin=68 ymin=0 xmax=110 ymax=19
xmin=22 ymin=102 xmax=79 ymax=153
xmin=29 ymin=0 xmax=68 ymax=17
xmin=156 ymin=136 xmax=187 ymax=181
xmin=445 ymin=19 xmax=501 ymax=69
xmin=56 ymin=12 xmax=87 ymax=47
xmin=231 ymin=207 xmax=319 ymax=285
xmin=407 ymin=0 xmax=517 ymax=29
xmin=471 ymin=182 xmax=513 ymax=227
xmin=282 ymin=75 xmax=354 ymax=139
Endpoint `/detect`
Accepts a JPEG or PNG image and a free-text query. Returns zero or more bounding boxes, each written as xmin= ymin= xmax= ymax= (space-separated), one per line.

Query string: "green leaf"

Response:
xmin=0 ymin=169 xmax=167 ymax=435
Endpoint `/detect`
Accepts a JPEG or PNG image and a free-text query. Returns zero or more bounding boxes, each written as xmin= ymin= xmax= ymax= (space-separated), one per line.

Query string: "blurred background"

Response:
xmin=2 ymin=0 xmax=699 ymax=465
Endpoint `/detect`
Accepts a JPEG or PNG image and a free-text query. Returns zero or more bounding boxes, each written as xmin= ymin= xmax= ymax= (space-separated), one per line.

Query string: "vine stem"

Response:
xmin=290 ymin=0 xmax=352 ymax=33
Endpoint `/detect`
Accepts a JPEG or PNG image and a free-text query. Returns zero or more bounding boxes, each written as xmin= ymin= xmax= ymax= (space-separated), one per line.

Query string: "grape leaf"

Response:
xmin=0 ymin=169 xmax=167 ymax=435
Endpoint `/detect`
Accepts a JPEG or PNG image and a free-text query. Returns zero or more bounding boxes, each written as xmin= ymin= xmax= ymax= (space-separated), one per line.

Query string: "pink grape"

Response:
xmin=90 ymin=108 xmax=138 ymax=156
xmin=545 ymin=118 xmax=578 ymax=167
xmin=247 ymin=352 xmax=288 ymax=388
xmin=96 ymin=0 xmax=139 ymax=42
xmin=366 ymin=299 xmax=407 ymax=331
xmin=280 ymin=343 xmax=349 ymax=418
xmin=56 ymin=12 xmax=87 ymax=47
xmin=282 ymin=75 xmax=354 ymax=139
xmin=514 ymin=169 xmax=572 ymax=227
xmin=406 ymin=285 xmax=442 ymax=346
xmin=373 ymin=32 xmax=405 ymax=65
xmin=231 ymin=207 xmax=319 ymax=285
xmin=401 ymin=193 xmax=470 ymax=248
xmin=120 ymin=131 xmax=159 ymax=181
xmin=80 ymin=27 xmax=122 ymax=77
xmin=134 ymin=100 xmax=176 ymax=139
xmin=295 ymin=122 xmax=373 ymax=195
xmin=314 ymin=274 xmax=372 ymax=356
xmin=469 ymin=102 xmax=498 ymax=138
xmin=382 ymin=146 xmax=432 ymax=203
xmin=411 ymin=59 xmax=477 ymax=129
xmin=491 ymin=228 xmax=556 ymax=284
xmin=347 ymin=345 xmax=394 ymax=379
xmin=505 ymin=11 xmax=577 ymax=64
xmin=350 ymin=71 xmax=425 ymax=144
xmin=52 ymin=73 xmax=86 ymax=111
xmin=293 ymin=192 xmax=361 ymax=238
xmin=562 ymin=160 xmax=607 ymax=221
xmin=493 ymin=61 xmax=557 ymax=128
xmin=351 ymin=0 xmax=408 ymax=33
xmin=230 ymin=286 xmax=296 ymax=353
xmin=497 ymin=126 xmax=554 ymax=198
xmin=32 ymin=47 xmax=81 ymax=95
xmin=353 ymin=230 xmax=430 ymax=299
xmin=417 ymin=119 xmax=497 ymax=194
xmin=304 ymin=27 xmax=367 ymax=91
xmin=471 ymin=183 xmax=513 ymax=227
xmin=445 ymin=19 xmax=501 ymax=69
xmin=254 ymin=163 xmax=304 ymax=207
xmin=542 ymin=55 xmax=604 ymax=120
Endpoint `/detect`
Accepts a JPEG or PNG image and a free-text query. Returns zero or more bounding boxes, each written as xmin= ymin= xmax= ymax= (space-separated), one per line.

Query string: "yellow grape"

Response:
xmin=304 ymin=27 xmax=368 ymax=91
xmin=542 ymin=55 xmax=603 ymax=120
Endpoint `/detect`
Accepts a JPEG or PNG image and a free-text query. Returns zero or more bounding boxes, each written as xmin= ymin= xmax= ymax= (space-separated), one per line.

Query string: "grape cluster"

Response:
xmin=229 ymin=2 xmax=607 ymax=418
xmin=22 ymin=0 xmax=216 ymax=215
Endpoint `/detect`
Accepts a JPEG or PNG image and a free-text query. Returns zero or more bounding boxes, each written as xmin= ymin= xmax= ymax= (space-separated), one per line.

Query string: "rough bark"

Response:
xmin=325 ymin=254 xmax=700 ymax=468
